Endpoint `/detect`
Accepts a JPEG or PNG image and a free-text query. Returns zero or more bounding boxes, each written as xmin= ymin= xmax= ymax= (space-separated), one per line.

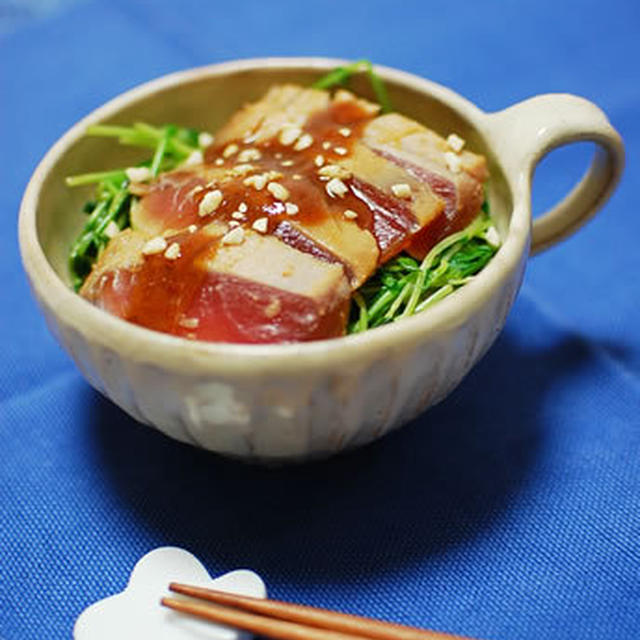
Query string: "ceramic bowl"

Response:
xmin=19 ymin=58 xmax=624 ymax=462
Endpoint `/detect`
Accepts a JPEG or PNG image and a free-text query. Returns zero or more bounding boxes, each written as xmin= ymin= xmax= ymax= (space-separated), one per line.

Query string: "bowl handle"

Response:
xmin=485 ymin=94 xmax=625 ymax=254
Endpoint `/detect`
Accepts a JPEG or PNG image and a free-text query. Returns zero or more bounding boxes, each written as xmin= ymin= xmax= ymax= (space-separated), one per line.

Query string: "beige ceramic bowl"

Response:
xmin=19 ymin=58 xmax=624 ymax=462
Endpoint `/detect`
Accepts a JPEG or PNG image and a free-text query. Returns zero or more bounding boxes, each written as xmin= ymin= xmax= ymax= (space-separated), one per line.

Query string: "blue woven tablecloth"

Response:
xmin=1 ymin=1 xmax=639 ymax=638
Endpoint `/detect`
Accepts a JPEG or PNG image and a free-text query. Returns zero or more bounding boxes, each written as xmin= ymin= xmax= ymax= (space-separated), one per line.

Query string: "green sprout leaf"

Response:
xmin=347 ymin=211 xmax=498 ymax=333
xmin=66 ymin=123 xmax=200 ymax=290
xmin=313 ymin=59 xmax=392 ymax=113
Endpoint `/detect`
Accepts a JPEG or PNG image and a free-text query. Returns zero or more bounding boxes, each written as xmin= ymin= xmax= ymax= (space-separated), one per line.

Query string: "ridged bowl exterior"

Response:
xmin=28 ymin=248 xmax=525 ymax=461
xmin=20 ymin=58 xmax=622 ymax=462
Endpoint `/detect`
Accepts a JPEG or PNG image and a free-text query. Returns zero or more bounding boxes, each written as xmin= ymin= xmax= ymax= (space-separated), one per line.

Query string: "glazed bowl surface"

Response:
xmin=18 ymin=58 xmax=624 ymax=461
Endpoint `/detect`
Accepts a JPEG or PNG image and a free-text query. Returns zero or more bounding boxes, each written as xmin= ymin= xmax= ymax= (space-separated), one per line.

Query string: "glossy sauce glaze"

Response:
xmin=87 ymin=227 xmax=350 ymax=343
xmin=83 ymin=93 xmax=485 ymax=344
xmin=372 ymin=147 xmax=483 ymax=258
xmin=136 ymin=100 xmax=420 ymax=269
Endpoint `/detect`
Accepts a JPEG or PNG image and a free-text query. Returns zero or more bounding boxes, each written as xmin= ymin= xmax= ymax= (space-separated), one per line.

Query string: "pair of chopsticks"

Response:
xmin=162 ymin=583 xmax=478 ymax=640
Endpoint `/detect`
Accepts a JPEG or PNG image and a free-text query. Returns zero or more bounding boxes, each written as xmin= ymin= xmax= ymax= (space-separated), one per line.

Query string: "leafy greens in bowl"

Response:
xmin=64 ymin=61 xmax=499 ymax=345
xmin=19 ymin=58 xmax=623 ymax=460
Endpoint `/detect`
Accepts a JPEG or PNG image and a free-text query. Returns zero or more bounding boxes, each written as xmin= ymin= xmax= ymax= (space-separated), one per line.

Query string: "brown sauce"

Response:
xmin=348 ymin=177 xmax=418 ymax=261
xmin=87 ymin=96 xmax=477 ymax=344
xmin=140 ymin=100 xmax=420 ymax=264
xmin=90 ymin=227 xmax=348 ymax=343
xmin=371 ymin=147 xmax=478 ymax=259
xmin=272 ymin=220 xmax=351 ymax=276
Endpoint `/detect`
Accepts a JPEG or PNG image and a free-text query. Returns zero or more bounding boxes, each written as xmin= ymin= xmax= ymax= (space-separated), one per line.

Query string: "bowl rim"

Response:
xmin=18 ymin=56 xmax=530 ymax=375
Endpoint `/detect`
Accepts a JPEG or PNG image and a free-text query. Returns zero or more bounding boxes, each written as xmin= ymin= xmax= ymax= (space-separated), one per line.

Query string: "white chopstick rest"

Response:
xmin=74 ymin=547 xmax=266 ymax=640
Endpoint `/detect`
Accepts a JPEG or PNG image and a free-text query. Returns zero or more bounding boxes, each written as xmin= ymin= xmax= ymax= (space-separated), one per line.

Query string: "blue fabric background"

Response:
xmin=1 ymin=1 xmax=639 ymax=638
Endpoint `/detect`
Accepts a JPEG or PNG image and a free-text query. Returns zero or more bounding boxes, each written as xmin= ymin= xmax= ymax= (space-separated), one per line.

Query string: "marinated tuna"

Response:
xmin=79 ymin=84 xmax=489 ymax=343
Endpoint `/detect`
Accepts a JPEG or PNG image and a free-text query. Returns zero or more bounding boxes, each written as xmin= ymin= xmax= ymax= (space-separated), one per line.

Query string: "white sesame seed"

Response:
xmin=264 ymin=298 xmax=282 ymax=318
xmin=204 ymin=221 xmax=230 ymax=235
xmin=243 ymin=174 xmax=267 ymax=190
xmin=237 ymin=148 xmax=262 ymax=163
xmin=179 ymin=316 xmax=200 ymax=329
xmin=391 ymin=183 xmax=412 ymax=199
xmin=215 ymin=158 xmax=224 ymax=166
xmin=221 ymin=226 xmax=245 ymax=245
xmin=333 ymin=89 xmax=381 ymax=115
xmin=252 ymin=217 xmax=269 ymax=233
xmin=292 ymin=174 xmax=302 ymax=180
xmin=238 ymin=202 xmax=248 ymax=213
xmin=230 ymin=164 xmax=255 ymax=175
xmin=285 ymin=202 xmax=299 ymax=216
xmin=243 ymin=132 xmax=258 ymax=144
xmin=294 ymin=133 xmax=314 ymax=151
xmin=187 ymin=185 xmax=205 ymax=199
xmin=267 ymin=182 xmax=290 ymax=201
xmin=264 ymin=170 xmax=283 ymax=181
xmin=446 ymin=133 xmax=466 ymax=153
xmin=182 ymin=150 xmax=204 ymax=167
xmin=280 ymin=159 xmax=295 ymax=167
xmin=104 ymin=221 xmax=120 ymax=238
xmin=164 ymin=242 xmax=181 ymax=260
xmin=318 ymin=164 xmax=352 ymax=180
xmin=198 ymin=189 xmax=223 ymax=216
xmin=326 ymin=178 xmax=348 ymax=198
xmin=444 ymin=151 xmax=462 ymax=173
xmin=314 ymin=154 xmax=325 ymax=167
xmin=274 ymin=152 xmax=283 ymax=159
xmin=231 ymin=210 xmax=246 ymax=220
xmin=279 ymin=125 xmax=302 ymax=146
xmin=198 ymin=132 xmax=214 ymax=148
xmin=322 ymin=141 xmax=332 ymax=150
xmin=222 ymin=143 xmax=239 ymax=158
xmin=125 ymin=166 xmax=153 ymax=183
xmin=338 ymin=127 xmax=351 ymax=137
xmin=333 ymin=146 xmax=348 ymax=156
xmin=228 ymin=220 xmax=240 ymax=228
xmin=188 ymin=224 xmax=198 ymax=233
xmin=142 ymin=236 xmax=167 ymax=255
xmin=343 ymin=209 xmax=358 ymax=220
xmin=333 ymin=89 xmax=353 ymax=103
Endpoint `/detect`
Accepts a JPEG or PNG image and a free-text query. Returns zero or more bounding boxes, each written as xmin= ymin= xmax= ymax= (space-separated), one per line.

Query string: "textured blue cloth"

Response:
xmin=1 ymin=1 xmax=639 ymax=638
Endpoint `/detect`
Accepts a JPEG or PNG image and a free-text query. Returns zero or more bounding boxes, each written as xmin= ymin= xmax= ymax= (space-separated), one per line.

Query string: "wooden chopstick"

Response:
xmin=161 ymin=582 xmax=477 ymax=640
